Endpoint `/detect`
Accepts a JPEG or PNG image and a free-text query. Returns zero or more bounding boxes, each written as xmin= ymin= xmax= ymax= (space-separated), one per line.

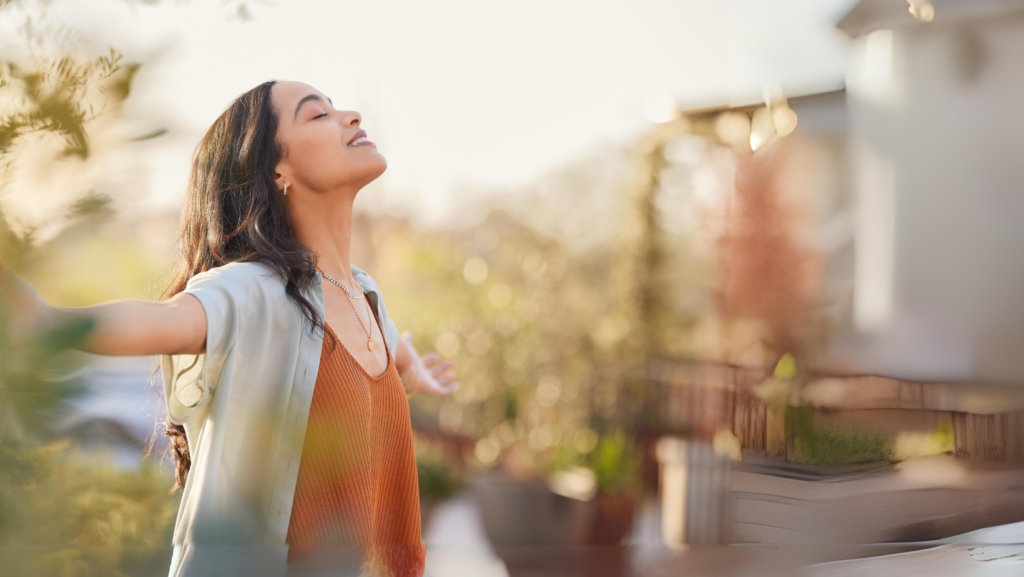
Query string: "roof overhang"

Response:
xmin=837 ymin=0 xmax=1024 ymax=37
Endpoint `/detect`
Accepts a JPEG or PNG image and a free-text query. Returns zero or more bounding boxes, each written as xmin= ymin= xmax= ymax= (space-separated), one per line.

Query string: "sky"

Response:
xmin=4 ymin=0 xmax=857 ymax=225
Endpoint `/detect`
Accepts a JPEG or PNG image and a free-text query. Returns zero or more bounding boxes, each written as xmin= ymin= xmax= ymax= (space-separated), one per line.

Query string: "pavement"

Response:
xmin=423 ymin=493 xmax=1024 ymax=577
xmin=423 ymin=495 xmax=510 ymax=577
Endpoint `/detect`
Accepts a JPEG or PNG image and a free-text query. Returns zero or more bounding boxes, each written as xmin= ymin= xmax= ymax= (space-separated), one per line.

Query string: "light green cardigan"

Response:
xmin=161 ymin=261 xmax=400 ymax=577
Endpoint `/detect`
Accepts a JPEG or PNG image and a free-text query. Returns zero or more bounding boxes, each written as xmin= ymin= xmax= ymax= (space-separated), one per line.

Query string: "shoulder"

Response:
xmin=185 ymin=261 xmax=287 ymax=301
xmin=188 ymin=261 xmax=282 ymax=287
xmin=183 ymin=262 xmax=293 ymax=329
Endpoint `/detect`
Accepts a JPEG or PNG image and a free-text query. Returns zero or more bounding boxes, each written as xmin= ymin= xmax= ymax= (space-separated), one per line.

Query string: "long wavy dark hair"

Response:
xmin=156 ymin=80 xmax=326 ymax=492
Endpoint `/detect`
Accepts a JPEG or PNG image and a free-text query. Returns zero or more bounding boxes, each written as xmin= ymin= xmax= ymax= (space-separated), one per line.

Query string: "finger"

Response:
xmin=421 ymin=352 xmax=441 ymax=366
xmin=434 ymin=373 xmax=456 ymax=387
xmin=424 ymin=380 xmax=459 ymax=396
xmin=431 ymin=368 xmax=455 ymax=383
xmin=430 ymin=359 xmax=455 ymax=375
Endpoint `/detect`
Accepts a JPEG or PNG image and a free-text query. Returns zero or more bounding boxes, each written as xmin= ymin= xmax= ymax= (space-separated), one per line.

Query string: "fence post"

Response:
xmin=655 ymin=437 xmax=732 ymax=547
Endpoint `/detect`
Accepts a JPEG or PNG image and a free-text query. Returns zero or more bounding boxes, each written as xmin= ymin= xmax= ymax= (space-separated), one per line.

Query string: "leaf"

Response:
xmin=65 ymin=192 xmax=113 ymax=221
xmin=105 ymin=62 xmax=139 ymax=103
xmin=774 ymin=352 xmax=797 ymax=379
xmin=129 ymin=127 xmax=167 ymax=142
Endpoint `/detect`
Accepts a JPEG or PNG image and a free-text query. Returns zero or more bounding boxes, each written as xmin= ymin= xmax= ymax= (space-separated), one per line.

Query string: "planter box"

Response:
xmin=733 ymin=458 xmax=1024 ymax=544
xmin=473 ymin=474 xmax=595 ymax=547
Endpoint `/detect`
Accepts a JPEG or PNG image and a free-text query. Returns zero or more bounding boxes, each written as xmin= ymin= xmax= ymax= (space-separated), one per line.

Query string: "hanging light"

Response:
xmin=749 ymin=106 xmax=776 ymax=151
xmin=908 ymin=0 xmax=935 ymax=22
xmin=750 ymin=83 xmax=799 ymax=150
xmin=772 ymin=105 xmax=798 ymax=138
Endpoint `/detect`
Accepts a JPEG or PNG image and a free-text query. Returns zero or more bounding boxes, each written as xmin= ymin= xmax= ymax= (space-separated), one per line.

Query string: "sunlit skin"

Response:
xmin=0 ymin=80 xmax=457 ymax=397
xmin=271 ymin=80 xmax=456 ymax=391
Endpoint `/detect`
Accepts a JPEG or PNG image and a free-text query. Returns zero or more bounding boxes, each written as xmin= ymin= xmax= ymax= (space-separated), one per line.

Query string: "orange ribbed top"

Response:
xmin=286 ymin=308 xmax=424 ymax=577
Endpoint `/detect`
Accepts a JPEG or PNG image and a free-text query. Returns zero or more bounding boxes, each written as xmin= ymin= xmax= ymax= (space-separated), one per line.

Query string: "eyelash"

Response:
xmin=314 ymin=112 xmax=328 ymax=119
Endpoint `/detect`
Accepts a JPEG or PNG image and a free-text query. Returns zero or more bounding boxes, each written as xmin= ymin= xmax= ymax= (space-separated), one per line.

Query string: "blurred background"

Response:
xmin=4 ymin=0 xmax=1024 ymax=575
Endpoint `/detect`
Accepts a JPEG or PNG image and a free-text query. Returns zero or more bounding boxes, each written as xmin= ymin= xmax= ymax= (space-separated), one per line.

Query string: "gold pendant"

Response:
xmin=367 ymin=339 xmax=375 ymax=351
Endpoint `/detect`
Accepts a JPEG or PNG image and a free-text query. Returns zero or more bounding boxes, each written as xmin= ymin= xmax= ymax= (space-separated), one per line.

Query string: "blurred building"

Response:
xmin=832 ymin=0 xmax=1024 ymax=384
xmin=650 ymin=0 xmax=1024 ymax=546
xmin=653 ymin=0 xmax=1024 ymax=455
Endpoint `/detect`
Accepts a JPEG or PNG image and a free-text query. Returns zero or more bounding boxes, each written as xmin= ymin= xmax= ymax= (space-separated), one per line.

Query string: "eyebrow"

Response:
xmin=293 ymin=94 xmax=334 ymax=121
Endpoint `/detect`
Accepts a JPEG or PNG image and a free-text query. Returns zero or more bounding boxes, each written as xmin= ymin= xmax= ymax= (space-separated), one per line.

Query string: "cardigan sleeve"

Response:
xmin=382 ymin=313 xmax=401 ymax=359
xmin=161 ymin=269 xmax=241 ymax=425
xmin=374 ymin=289 xmax=401 ymax=358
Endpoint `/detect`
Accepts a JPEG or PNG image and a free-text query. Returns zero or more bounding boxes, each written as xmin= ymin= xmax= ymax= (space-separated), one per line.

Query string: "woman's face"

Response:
xmin=271 ymin=81 xmax=386 ymax=195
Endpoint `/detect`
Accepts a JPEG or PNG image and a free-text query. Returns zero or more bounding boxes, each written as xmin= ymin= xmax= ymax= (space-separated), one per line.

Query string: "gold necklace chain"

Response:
xmin=317 ymin=267 xmax=365 ymax=300
xmin=317 ymin=266 xmax=376 ymax=351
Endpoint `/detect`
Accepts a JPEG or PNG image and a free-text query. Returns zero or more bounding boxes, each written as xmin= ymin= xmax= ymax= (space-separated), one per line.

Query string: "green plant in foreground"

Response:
xmin=786 ymin=406 xmax=894 ymax=467
xmin=0 ymin=303 xmax=179 ymax=576
xmin=1 ymin=441 xmax=180 ymax=577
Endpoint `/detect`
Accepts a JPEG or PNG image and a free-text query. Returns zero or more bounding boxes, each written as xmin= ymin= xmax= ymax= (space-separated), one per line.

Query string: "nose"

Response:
xmin=340 ymin=111 xmax=361 ymax=127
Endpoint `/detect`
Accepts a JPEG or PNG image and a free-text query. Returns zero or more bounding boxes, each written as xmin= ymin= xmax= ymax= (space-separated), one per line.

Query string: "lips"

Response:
xmin=347 ymin=129 xmax=374 ymax=147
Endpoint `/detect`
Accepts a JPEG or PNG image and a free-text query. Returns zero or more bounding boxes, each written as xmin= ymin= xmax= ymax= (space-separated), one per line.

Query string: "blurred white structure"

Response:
xmin=654 ymin=438 xmax=731 ymax=546
xmin=829 ymin=0 xmax=1024 ymax=385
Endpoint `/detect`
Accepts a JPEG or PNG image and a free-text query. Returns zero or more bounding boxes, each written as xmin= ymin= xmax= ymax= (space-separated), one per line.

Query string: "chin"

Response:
xmin=368 ymin=155 xmax=387 ymax=178
xmin=354 ymin=158 xmax=387 ymax=188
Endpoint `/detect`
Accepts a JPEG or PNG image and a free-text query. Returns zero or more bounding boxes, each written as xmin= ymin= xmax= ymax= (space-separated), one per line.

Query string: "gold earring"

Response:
xmin=283 ymin=182 xmax=288 ymax=195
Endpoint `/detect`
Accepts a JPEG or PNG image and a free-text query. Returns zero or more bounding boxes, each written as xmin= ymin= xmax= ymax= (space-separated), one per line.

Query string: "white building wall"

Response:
xmin=834 ymin=10 xmax=1024 ymax=384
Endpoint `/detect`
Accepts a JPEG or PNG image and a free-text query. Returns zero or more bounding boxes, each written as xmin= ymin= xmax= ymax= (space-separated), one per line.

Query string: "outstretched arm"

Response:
xmin=1 ymin=264 xmax=207 ymax=356
xmin=395 ymin=331 xmax=458 ymax=397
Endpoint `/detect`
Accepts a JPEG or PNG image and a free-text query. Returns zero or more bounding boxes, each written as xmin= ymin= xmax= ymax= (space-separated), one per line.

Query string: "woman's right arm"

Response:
xmin=2 ymin=266 xmax=207 ymax=356
xmin=52 ymin=294 xmax=208 ymax=356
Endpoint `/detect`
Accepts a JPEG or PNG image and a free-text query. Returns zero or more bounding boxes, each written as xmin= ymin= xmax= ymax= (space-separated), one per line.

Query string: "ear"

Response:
xmin=273 ymin=159 xmax=292 ymax=194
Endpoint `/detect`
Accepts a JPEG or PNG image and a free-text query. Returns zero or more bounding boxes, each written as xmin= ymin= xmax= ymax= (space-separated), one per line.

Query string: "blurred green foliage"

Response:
xmin=0 ymin=50 xmax=136 ymax=161
xmin=543 ymin=429 xmax=643 ymax=496
xmin=414 ymin=436 xmax=463 ymax=501
xmin=373 ymin=122 xmax=708 ymax=494
xmin=0 ymin=2 xmax=183 ymax=574
xmin=0 ymin=313 xmax=91 ymax=446
xmin=0 ymin=308 xmax=179 ymax=576
xmin=0 ymin=441 xmax=179 ymax=577
xmin=588 ymin=430 xmax=644 ymax=496
xmin=0 ymin=0 xmax=146 ymax=265
xmin=932 ymin=421 xmax=954 ymax=452
xmin=786 ymin=406 xmax=895 ymax=467
xmin=378 ymin=211 xmax=623 ymax=465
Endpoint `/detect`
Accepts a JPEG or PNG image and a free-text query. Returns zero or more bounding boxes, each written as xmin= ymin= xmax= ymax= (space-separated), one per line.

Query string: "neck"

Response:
xmin=287 ymin=185 xmax=361 ymax=287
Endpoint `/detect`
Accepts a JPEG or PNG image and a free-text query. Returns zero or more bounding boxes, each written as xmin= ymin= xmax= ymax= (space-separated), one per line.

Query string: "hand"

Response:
xmin=0 ymin=260 xmax=52 ymax=345
xmin=399 ymin=331 xmax=459 ymax=397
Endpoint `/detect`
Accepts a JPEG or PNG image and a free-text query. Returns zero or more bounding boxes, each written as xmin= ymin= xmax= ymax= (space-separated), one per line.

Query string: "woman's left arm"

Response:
xmin=395 ymin=331 xmax=459 ymax=397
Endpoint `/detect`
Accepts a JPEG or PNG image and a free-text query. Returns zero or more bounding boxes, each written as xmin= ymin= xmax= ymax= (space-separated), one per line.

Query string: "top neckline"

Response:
xmin=323 ymin=308 xmax=393 ymax=381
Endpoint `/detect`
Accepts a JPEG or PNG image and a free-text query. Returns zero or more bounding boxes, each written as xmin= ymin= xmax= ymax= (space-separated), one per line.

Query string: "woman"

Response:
xmin=2 ymin=80 xmax=456 ymax=577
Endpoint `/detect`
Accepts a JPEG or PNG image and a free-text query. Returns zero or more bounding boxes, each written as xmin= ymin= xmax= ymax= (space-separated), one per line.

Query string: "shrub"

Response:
xmin=786 ymin=406 xmax=894 ymax=467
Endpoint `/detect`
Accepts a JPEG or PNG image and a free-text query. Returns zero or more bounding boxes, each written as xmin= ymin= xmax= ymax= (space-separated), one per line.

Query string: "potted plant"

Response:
xmin=585 ymin=430 xmax=642 ymax=544
xmin=543 ymin=428 xmax=643 ymax=545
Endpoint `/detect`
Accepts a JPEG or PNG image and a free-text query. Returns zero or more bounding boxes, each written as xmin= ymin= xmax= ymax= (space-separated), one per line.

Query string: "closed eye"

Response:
xmin=314 ymin=112 xmax=328 ymax=119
